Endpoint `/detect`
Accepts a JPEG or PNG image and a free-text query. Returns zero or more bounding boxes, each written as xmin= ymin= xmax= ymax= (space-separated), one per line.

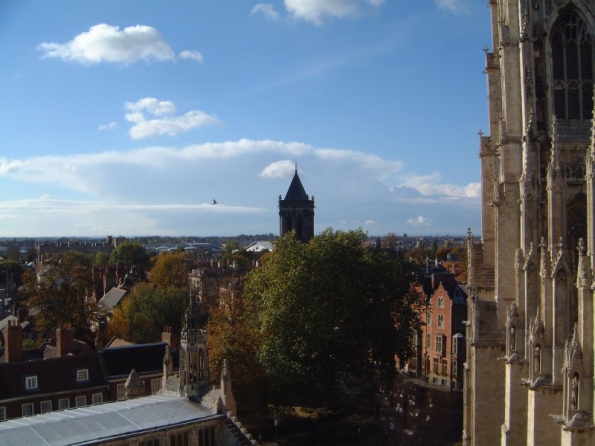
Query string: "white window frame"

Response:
xmin=438 ymin=314 xmax=445 ymax=329
xmin=0 ymin=407 xmax=6 ymax=420
xmin=76 ymin=369 xmax=89 ymax=382
xmin=58 ymin=398 xmax=70 ymax=410
xmin=25 ymin=375 xmax=38 ymax=390
xmin=92 ymin=393 xmax=103 ymax=405
xmin=22 ymin=403 xmax=34 ymax=417
xmin=437 ymin=297 xmax=445 ymax=308
xmin=40 ymin=400 xmax=52 ymax=413
xmin=436 ymin=334 xmax=444 ymax=355
xmin=75 ymin=395 xmax=86 ymax=408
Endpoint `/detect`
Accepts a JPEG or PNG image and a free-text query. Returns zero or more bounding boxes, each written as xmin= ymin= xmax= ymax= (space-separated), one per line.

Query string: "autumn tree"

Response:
xmin=245 ymin=229 xmax=423 ymax=408
xmin=149 ymin=251 xmax=193 ymax=289
xmin=207 ymin=285 xmax=264 ymax=411
xmin=23 ymin=254 xmax=104 ymax=343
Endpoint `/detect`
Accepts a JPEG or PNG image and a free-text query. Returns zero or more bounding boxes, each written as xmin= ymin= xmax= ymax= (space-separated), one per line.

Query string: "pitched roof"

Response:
xmin=99 ymin=342 xmax=169 ymax=379
xmin=0 ymin=395 xmax=217 ymax=446
xmin=98 ymin=287 xmax=127 ymax=310
xmin=284 ymin=168 xmax=309 ymax=201
xmin=0 ymin=354 xmax=106 ymax=399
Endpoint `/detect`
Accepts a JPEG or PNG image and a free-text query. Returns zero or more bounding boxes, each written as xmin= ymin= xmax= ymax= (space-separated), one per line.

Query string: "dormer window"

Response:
xmin=77 ymin=369 xmax=89 ymax=382
xmin=25 ymin=375 xmax=38 ymax=390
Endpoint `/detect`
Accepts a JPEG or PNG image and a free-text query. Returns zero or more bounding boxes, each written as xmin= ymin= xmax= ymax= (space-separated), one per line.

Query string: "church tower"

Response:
xmin=279 ymin=165 xmax=315 ymax=243
xmin=465 ymin=1 xmax=595 ymax=445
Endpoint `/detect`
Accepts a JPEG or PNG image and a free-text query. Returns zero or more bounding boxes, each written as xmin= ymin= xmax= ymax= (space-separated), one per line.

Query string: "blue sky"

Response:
xmin=0 ymin=0 xmax=490 ymax=238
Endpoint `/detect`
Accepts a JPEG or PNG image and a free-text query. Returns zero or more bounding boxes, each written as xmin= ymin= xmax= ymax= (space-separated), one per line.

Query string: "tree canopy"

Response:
xmin=149 ymin=251 xmax=192 ymax=290
xmin=23 ymin=256 xmax=104 ymax=343
xmin=244 ymin=229 xmax=423 ymax=407
xmin=109 ymin=240 xmax=151 ymax=271
xmin=108 ymin=283 xmax=187 ymax=343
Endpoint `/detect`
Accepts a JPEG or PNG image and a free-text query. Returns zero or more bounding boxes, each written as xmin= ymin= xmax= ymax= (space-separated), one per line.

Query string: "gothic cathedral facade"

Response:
xmin=465 ymin=1 xmax=595 ymax=445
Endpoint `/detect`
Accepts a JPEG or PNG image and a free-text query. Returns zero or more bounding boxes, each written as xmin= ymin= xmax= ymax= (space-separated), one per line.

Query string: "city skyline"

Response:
xmin=0 ymin=0 xmax=488 ymax=237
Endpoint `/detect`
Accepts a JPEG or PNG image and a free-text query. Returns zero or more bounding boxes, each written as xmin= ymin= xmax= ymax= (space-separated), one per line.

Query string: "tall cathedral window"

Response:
xmin=551 ymin=7 xmax=593 ymax=123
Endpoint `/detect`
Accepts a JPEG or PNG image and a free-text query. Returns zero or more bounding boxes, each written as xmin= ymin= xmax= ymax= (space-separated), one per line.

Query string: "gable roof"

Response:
xmin=284 ymin=169 xmax=309 ymax=201
xmin=98 ymin=287 xmax=128 ymax=310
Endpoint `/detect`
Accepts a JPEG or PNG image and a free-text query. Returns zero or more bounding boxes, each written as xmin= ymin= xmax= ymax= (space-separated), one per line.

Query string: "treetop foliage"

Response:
xmin=109 ymin=240 xmax=151 ymax=271
xmin=244 ymin=228 xmax=424 ymax=407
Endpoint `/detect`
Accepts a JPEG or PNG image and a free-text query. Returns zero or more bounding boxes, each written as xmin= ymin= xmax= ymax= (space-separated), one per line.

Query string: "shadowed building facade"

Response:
xmin=279 ymin=166 xmax=315 ymax=243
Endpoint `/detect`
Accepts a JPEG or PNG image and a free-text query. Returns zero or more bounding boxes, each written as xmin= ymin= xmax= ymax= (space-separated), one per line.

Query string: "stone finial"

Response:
xmin=124 ymin=369 xmax=145 ymax=399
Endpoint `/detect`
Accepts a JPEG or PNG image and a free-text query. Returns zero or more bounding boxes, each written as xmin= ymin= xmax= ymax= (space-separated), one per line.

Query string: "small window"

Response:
xmin=22 ymin=403 xmax=34 ymax=417
xmin=77 ymin=369 xmax=89 ymax=381
xmin=151 ymin=378 xmax=161 ymax=395
xmin=92 ymin=393 xmax=103 ymax=405
xmin=432 ymin=357 xmax=439 ymax=374
xmin=25 ymin=375 xmax=38 ymax=390
xmin=0 ymin=407 xmax=6 ymax=420
xmin=437 ymin=297 xmax=445 ymax=308
xmin=436 ymin=335 xmax=443 ymax=354
xmin=75 ymin=395 xmax=86 ymax=408
xmin=438 ymin=314 xmax=445 ymax=328
xmin=426 ymin=333 xmax=431 ymax=349
xmin=40 ymin=400 xmax=52 ymax=413
xmin=58 ymin=398 xmax=70 ymax=410
xmin=441 ymin=359 xmax=448 ymax=376
xmin=117 ymin=383 xmax=126 ymax=401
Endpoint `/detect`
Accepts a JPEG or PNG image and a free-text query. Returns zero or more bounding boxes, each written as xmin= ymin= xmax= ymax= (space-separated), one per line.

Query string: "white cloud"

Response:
xmin=38 ymin=24 xmax=176 ymax=65
xmin=407 ymin=215 xmax=434 ymax=228
xmin=393 ymin=173 xmax=480 ymax=198
xmin=284 ymin=0 xmax=383 ymax=24
xmin=123 ymin=98 xmax=221 ymax=139
xmin=98 ymin=122 xmax=118 ymax=131
xmin=0 ymin=140 xmax=480 ymax=236
xmin=252 ymin=4 xmax=280 ymax=20
xmin=259 ymin=160 xmax=296 ymax=178
xmin=434 ymin=0 xmax=470 ymax=14
xmin=179 ymin=50 xmax=203 ymax=63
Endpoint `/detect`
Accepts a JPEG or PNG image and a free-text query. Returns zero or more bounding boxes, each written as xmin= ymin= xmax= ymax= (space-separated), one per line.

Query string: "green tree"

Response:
xmin=245 ymin=229 xmax=423 ymax=407
xmin=150 ymin=251 xmax=192 ymax=289
xmin=0 ymin=260 xmax=24 ymax=286
xmin=114 ymin=283 xmax=187 ymax=343
xmin=94 ymin=251 xmax=110 ymax=267
xmin=109 ymin=241 xmax=151 ymax=271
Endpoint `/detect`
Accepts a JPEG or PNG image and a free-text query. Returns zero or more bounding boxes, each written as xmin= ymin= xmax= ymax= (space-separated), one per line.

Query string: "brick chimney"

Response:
xmin=161 ymin=326 xmax=178 ymax=350
xmin=56 ymin=327 xmax=75 ymax=357
xmin=3 ymin=320 xmax=23 ymax=363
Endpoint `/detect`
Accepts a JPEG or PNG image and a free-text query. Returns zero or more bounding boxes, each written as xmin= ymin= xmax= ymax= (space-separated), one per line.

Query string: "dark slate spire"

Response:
xmin=284 ymin=165 xmax=309 ymax=201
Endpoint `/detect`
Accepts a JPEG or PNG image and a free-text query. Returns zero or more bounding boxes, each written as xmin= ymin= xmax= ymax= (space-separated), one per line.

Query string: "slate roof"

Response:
xmin=98 ymin=288 xmax=127 ymax=310
xmin=0 ymin=354 xmax=106 ymax=400
xmin=99 ymin=342 xmax=172 ymax=379
xmin=0 ymin=395 xmax=218 ymax=446
xmin=284 ymin=169 xmax=309 ymax=201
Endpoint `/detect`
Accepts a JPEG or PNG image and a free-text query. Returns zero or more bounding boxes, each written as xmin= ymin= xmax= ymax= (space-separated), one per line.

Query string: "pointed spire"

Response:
xmin=284 ymin=166 xmax=309 ymax=201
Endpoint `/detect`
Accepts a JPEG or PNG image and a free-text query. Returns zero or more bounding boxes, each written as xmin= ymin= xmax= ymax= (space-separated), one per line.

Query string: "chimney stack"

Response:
xmin=3 ymin=320 xmax=23 ymax=363
xmin=56 ymin=327 xmax=75 ymax=357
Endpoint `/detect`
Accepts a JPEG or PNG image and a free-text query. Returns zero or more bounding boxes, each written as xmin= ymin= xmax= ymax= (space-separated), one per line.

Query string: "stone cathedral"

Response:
xmin=465 ymin=1 xmax=595 ymax=445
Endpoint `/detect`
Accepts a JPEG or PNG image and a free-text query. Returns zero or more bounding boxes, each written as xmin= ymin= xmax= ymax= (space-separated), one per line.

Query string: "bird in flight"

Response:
xmin=213 ymin=199 xmax=217 ymax=205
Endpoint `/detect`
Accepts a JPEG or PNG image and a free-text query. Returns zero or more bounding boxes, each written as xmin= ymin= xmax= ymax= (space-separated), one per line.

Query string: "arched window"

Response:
xmin=551 ymin=7 xmax=593 ymax=123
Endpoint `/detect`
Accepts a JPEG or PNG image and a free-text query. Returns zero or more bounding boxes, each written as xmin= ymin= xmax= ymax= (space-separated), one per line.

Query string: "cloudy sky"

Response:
xmin=0 ymin=0 xmax=489 ymax=238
